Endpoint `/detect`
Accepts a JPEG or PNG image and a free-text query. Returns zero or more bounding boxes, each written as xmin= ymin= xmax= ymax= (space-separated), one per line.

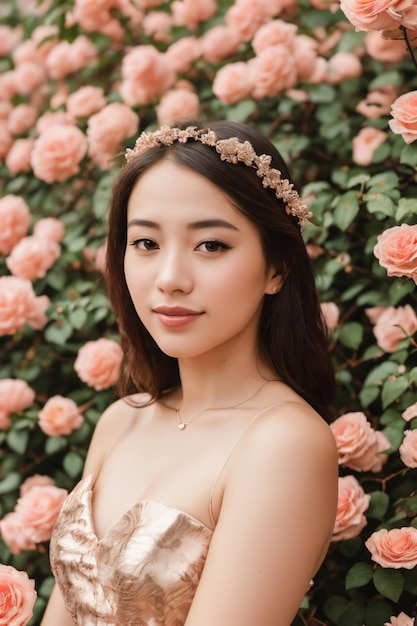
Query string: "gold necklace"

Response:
xmin=175 ymin=380 xmax=271 ymax=431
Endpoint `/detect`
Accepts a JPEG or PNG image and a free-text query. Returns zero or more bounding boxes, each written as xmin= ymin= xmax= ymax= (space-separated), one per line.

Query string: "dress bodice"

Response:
xmin=50 ymin=475 xmax=213 ymax=626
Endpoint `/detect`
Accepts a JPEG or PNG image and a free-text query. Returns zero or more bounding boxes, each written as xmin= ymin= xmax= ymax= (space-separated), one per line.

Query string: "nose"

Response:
xmin=155 ymin=249 xmax=193 ymax=294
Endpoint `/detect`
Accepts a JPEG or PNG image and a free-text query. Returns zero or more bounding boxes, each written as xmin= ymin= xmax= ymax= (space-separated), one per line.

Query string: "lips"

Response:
xmin=152 ymin=306 xmax=203 ymax=328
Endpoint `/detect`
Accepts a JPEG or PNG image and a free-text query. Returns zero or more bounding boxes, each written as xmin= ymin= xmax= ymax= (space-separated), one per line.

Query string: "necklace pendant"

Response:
xmin=178 ymin=422 xmax=186 ymax=431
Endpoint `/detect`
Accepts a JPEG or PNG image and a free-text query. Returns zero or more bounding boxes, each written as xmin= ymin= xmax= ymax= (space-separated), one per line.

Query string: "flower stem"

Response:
xmin=401 ymin=26 xmax=417 ymax=71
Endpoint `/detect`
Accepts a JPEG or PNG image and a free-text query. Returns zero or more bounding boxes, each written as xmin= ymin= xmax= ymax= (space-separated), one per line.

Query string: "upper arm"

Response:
xmin=40 ymin=584 xmax=75 ymax=626
xmin=185 ymin=406 xmax=338 ymax=626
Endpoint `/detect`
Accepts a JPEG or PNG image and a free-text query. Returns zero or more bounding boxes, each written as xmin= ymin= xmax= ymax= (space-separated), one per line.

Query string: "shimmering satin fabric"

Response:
xmin=50 ymin=475 xmax=213 ymax=626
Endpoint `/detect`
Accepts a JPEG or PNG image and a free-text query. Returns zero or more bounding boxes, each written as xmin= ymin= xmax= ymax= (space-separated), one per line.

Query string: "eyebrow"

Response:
xmin=127 ymin=218 xmax=239 ymax=231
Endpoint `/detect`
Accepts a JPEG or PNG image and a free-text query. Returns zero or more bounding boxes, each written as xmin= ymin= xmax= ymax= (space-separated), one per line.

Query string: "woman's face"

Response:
xmin=124 ymin=159 xmax=279 ymax=361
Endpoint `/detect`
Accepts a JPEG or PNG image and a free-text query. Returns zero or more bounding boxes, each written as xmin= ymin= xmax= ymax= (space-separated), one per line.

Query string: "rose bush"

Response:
xmin=0 ymin=0 xmax=417 ymax=625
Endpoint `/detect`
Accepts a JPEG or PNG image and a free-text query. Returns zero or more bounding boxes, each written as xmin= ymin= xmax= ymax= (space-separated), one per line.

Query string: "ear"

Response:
xmin=265 ymin=269 xmax=284 ymax=295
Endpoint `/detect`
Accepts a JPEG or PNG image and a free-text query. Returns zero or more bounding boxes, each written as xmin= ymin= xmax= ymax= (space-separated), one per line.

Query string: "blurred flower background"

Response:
xmin=0 ymin=0 xmax=417 ymax=624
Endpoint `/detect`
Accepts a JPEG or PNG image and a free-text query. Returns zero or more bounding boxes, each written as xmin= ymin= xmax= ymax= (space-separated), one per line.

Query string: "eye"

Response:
xmin=196 ymin=240 xmax=231 ymax=253
xmin=128 ymin=238 xmax=159 ymax=251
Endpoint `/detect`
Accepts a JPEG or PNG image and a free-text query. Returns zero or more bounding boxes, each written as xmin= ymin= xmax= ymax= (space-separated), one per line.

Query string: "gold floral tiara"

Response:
xmin=125 ymin=125 xmax=312 ymax=229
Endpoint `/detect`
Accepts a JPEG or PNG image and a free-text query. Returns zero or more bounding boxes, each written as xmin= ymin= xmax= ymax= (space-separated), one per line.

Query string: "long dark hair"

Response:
xmin=105 ymin=120 xmax=335 ymax=421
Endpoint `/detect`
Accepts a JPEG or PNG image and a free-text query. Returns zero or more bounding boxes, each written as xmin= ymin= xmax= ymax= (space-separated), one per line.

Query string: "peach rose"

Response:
xmin=0 ymin=26 xmax=23 ymax=57
xmin=212 ymin=62 xmax=253 ymax=104
xmin=5 ymin=137 xmax=35 ymax=174
xmin=0 ymin=72 xmax=18 ymax=102
xmin=249 ymin=45 xmax=297 ymax=100
xmin=251 ymin=19 xmax=297 ymax=54
xmin=15 ymin=485 xmax=68 ymax=544
xmin=340 ymin=0 xmax=402 ymax=31
xmin=200 ymin=25 xmax=241 ymax=64
xmin=366 ymin=526 xmax=417 ymax=569
xmin=171 ymin=0 xmax=217 ymax=30
xmin=0 ymin=120 xmax=13 ymax=160
xmin=389 ymin=91 xmax=417 ymax=144
xmin=0 ymin=412 xmax=12 ymax=430
xmin=156 ymin=89 xmax=200 ymax=125
xmin=0 ymin=194 xmax=31 ymax=256
xmin=33 ymin=217 xmax=65 ymax=243
xmin=120 ymin=45 xmax=175 ymax=106
xmin=0 ymin=512 xmax=36 ymax=554
xmin=356 ymin=86 xmax=397 ymax=119
xmin=6 ymin=236 xmax=60 ymax=280
xmin=38 ymin=395 xmax=84 ymax=437
xmin=72 ymin=0 xmax=115 ymax=31
xmin=321 ymin=302 xmax=339 ymax=330
xmin=332 ymin=475 xmax=370 ymax=541
xmin=50 ymin=85 xmax=69 ymax=110
xmin=66 ymin=86 xmax=107 ymax=118
xmin=330 ymin=412 xmax=378 ymax=471
xmin=399 ymin=430 xmax=417 ymax=468
xmin=74 ymin=337 xmax=123 ymax=390
xmin=46 ymin=36 xmax=97 ymax=80
xmin=293 ymin=35 xmax=319 ymax=80
xmin=20 ymin=474 xmax=54 ymax=496
xmin=31 ymin=124 xmax=87 ymax=183
xmin=352 ymin=126 xmax=387 ymax=166
xmin=142 ymin=11 xmax=173 ymax=42
xmin=36 ymin=111 xmax=75 ymax=135
xmin=402 ymin=402 xmax=417 ymax=422
xmin=13 ymin=61 xmax=46 ymax=95
xmin=374 ymin=224 xmax=417 ymax=283
xmin=225 ymin=0 xmax=270 ymax=42
xmin=385 ymin=612 xmax=416 ymax=626
xmin=7 ymin=104 xmax=38 ymax=136
xmin=0 ymin=276 xmax=50 ymax=335
xmin=365 ymin=30 xmax=408 ymax=62
xmin=372 ymin=305 xmax=417 ymax=352
xmin=0 ymin=564 xmax=36 ymax=625
xmin=87 ymin=102 xmax=139 ymax=170
xmin=326 ymin=51 xmax=362 ymax=84
xmin=165 ymin=36 xmax=201 ymax=73
xmin=0 ymin=379 xmax=35 ymax=414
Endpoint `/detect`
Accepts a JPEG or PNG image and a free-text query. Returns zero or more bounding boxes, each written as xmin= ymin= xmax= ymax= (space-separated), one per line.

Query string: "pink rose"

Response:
xmin=332 ymin=475 xmax=370 ymax=541
xmin=74 ymin=337 xmax=123 ymax=390
xmin=87 ymin=103 xmax=139 ymax=170
xmin=36 ymin=111 xmax=75 ymax=135
xmin=171 ymin=0 xmax=217 ymax=30
xmin=0 ymin=195 xmax=31 ymax=256
xmin=356 ymin=86 xmax=397 ymax=119
xmin=293 ymin=35 xmax=319 ymax=80
xmin=46 ymin=36 xmax=97 ymax=80
xmin=0 ymin=512 xmax=36 ymax=554
xmin=33 ymin=217 xmax=65 ymax=243
xmin=0 ymin=379 xmax=35 ymax=414
xmin=156 ymin=89 xmax=200 ymax=126
xmin=0 ymin=120 xmax=13 ymax=160
xmin=389 ymin=91 xmax=417 ymax=144
xmin=352 ymin=127 xmax=387 ymax=166
xmin=0 ymin=412 xmax=12 ymax=430
xmin=200 ymin=25 xmax=241 ymax=64
xmin=340 ymin=0 xmax=402 ymax=31
xmin=0 ymin=26 xmax=23 ymax=57
xmin=321 ymin=302 xmax=340 ymax=330
xmin=72 ymin=0 xmax=115 ymax=31
xmin=165 ymin=37 xmax=201 ymax=73
xmin=374 ymin=224 xmax=417 ymax=283
xmin=120 ymin=45 xmax=175 ymax=106
xmin=366 ymin=526 xmax=417 ymax=569
xmin=5 ymin=137 xmax=35 ymax=174
xmin=0 ymin=564 xmax=36 ymax=625
xmin=402 ymin=402 xmax=417 ymax=422
xmin=249 ymin=45 xmax=297 ymax=100
xmin=15 ymin=485 xmax=68 ymax=544
xmin=31 ymin=124 xmax=87 ymax=183
xmin=399 ymin=430 xmax=417 ymax=468
xmin=13 ymin=61 xmax=46 ymax=95
xmin=0 ymin=276 xmax=50 ymax=335
xmin=326 ymin=51 xmax=362 ymax=84
xmin=38 ymin=395 xmax=84 ymax=437
xmin=330 ymin=412 xmax=378 ymax=471
xmin=371 ymin=305 xmax=417 ymax=352
xmin=142 ymin=11 xmax=173 ymax=43
xmin=0 ymin=72 xmax=17 ymax=103
xmin=20 ymin=474 xmax=54 ymax=496
xmin=6 ymin=236 xmax=60 ymax=280
xmin=251 ymin=19 xmax=297 ymax=54
xmin=7 ymin=104 xmax=38 ymax=136
xmin=225 ymin=0 xmax=270 ymax=42
xmin=385 ymin=612 xmax=416 ymax=626
xmin=66 ymin=86 xmax=107 ymax=118
xmin=212 ymin=62 xmax=253 ymax=105
xmin=365 ymin=31 xmax=408 ymax=62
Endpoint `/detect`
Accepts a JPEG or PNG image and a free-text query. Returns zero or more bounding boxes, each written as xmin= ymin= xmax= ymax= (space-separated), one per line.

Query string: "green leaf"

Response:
xmin=373 ymin=566 xmax=404 ymax=603
xmin=366 ymin=491 xmax=389 ymax=520
xmin=63 ymin=451 xmax=84 ymax=478
xmin=363 ymin=599 xmax=393 ymax=626
xmin=6 ymin=429 xmax=29 ymax=454
xmin=395 ymin=198 xmax=417 ymax=220
xmin=338 ymin=322 xmax=363 ymax=350
xmin=382 ymin=421 xmax=405 ymax=449
xmin=0 ymin=472 xmax=21 ymax=494
xmin=400 ymin=144 xmax=417 ymax=168
xmin=45 ymin=436 xmax=67 ymax=455
xmin=306 ymin=83 xmax=336 ymax=103
xmin=364 ymin=362 xmax=399 ymax=387
xmin=366 ymin=195 xmax=395 ymax=218
xmin=225 ymin=99 xmax=257 ymax=123
xmin=381 ymin=376 xmax=409 ymax=409
xmin=346 ymin=562 xmax=374 ymax=589
xmin=359 ymin=386 xmax=380 ymax=408
xmin=333 ymin=191 xmax=360 ymax=231
xmin=44 ymin=321 xmax=73 ymax=345
xmin=324 ymin=595 xmax=349 ymax=623
xmin=68 ymin=308 xmax=88 ymax=330
xmin=404 ymin=567 xmax=417 ymax=594
xmin=338 ymin=602 xmax=365 ymax=626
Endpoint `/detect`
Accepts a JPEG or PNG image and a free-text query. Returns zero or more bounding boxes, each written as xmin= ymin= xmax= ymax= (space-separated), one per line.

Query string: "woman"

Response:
xmin=41 ymin=120 xmax=338 ymax=626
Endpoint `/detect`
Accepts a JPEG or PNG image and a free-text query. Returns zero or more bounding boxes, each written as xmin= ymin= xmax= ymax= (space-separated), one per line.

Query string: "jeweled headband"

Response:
xmin=125 ymin=125 xmax=312 ymax=229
